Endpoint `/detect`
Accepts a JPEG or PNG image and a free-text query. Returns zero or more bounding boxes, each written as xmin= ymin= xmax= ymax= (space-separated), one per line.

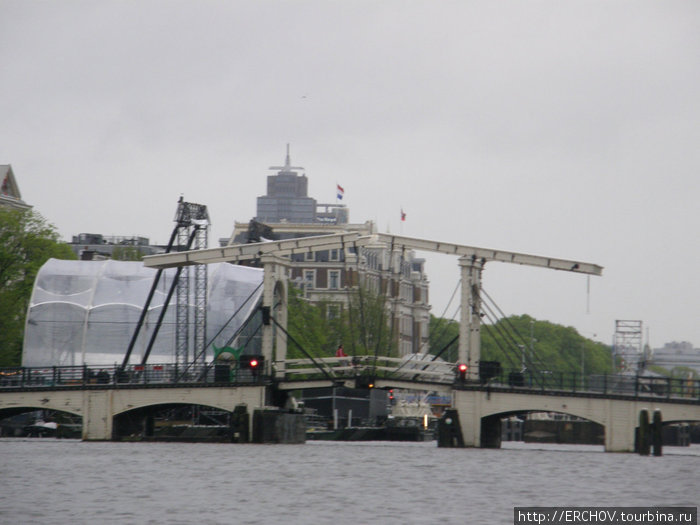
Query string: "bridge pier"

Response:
xmin=480 ymin=414 xmax=502 ymax=448
xmin=604 ymin=399 xmax=638 ymax=452
xmin=83 ymin=390 xmax=114 ymax=440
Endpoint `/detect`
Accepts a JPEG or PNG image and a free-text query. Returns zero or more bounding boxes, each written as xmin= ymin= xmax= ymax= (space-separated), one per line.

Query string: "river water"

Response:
xmin=0 ymin=439 xmax=697 ymax=525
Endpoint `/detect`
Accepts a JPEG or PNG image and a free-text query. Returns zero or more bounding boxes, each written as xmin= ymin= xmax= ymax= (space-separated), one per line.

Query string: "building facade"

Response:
xmin=651 ymin=341 xmax=700 ymax=375
xmin=68 ymin=233 xmax=166 ymax=260
xmin=225 ymin=147 xmax=431 ymax=357
xmin=0 ymin=165 xmax=32 ymax=211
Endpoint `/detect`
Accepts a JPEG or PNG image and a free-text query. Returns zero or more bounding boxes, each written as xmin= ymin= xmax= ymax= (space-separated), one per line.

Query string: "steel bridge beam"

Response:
xmin=372 ymin=233 xmax=603 ymax=276
xmin=143 ymin=232 xmax=366 ymax=268
xmin=144 ymin=231 xmax=603 ymax=277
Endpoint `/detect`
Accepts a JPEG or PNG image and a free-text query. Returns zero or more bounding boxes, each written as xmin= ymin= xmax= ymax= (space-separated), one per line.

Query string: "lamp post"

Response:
xmin=581 ymin=342 xmax=585 ymax=390
xmin=518 ymin=344 xmax=526 ymax=372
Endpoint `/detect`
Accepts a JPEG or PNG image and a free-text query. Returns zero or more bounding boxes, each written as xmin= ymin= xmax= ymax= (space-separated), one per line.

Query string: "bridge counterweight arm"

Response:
xmin=374 ymin=233 xmax=602 ymax=276
xmin=143 ymin=231 xmax=602 ymax=277
xmin=143 ymin=232 xmax=365 ymax=269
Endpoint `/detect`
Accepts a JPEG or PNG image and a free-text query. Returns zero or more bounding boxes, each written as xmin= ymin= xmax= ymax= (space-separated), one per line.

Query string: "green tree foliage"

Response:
xmin=428 ymin=313 xmax=613 ymax=375
xmin=427 ymin=314 xmax=460 ymax=362
xmin=286 ymin=286 xmax=344 ymax=359
xmin=344 ymin=282 xmax=396 ymax=358
xmin=286 ymin=283 xmax=396 ymax=359
xmin=649 ymin=364 xmax=698 ymax=380
xmin=0 ymin=208 xmax=76 ymax=366
xmin=482 ymin=315 xmax=613 ymax=375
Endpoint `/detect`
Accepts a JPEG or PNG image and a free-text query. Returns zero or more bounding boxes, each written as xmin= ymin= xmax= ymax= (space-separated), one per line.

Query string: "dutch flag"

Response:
xmin=337 ymin=184 xmax=345 ymax=200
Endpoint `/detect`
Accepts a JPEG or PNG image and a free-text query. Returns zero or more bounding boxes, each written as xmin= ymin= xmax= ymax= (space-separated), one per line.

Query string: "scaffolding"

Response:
xmin=174 ymin=199 xmax=210 ymax=367
xmin=613 ymin=320 xmax=643 ymax=374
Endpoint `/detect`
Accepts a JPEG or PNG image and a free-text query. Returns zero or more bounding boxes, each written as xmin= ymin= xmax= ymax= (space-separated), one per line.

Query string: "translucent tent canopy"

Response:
xmin=22 ymin=258 xmax=263 ymax=367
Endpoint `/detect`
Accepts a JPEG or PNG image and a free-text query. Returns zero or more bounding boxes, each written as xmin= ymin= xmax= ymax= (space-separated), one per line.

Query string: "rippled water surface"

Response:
xmin=1 ymin=439 xmax=697 ymax=525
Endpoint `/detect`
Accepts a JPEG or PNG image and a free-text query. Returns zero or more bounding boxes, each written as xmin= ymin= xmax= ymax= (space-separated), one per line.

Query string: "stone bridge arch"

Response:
xmin=112 ymin=399 xmax=242 ymax=441
xmin=0 ymin=392 xmax=84 ymax=438
xmin=478 ymin=408 xmax=605 ymax=448
xmin=0 ymin=390 xmax=84 ymax=420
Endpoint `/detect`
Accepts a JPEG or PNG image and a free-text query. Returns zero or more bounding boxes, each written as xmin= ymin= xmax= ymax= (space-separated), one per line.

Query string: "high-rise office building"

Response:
xmin=253 ymin=145 xmax=349 ymax=226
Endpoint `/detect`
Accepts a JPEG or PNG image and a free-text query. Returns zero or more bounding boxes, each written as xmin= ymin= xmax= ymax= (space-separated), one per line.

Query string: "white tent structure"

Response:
xmin=22 ymin=259 xmax=263 ymax=367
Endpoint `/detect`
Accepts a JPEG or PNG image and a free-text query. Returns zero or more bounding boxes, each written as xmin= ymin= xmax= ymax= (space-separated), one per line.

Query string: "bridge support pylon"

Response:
xmin=261 ymin=255 xmax=289 ymax=379
xmin=458 ymin=256 xmax=485 ymax=381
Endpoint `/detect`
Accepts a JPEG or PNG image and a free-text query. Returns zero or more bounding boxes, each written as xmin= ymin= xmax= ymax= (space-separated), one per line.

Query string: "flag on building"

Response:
xmin=337 ymin=184 xmax=345 ymax=200
xmin=401 ymin=209 xmax=406 ymax=221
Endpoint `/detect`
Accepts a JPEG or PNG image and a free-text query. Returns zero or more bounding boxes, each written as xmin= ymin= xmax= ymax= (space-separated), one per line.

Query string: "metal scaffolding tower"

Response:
xmin=174 ymin=198 xmax=210 ymax=367
xmin=613 ymin=320 xmax=643 ymax=374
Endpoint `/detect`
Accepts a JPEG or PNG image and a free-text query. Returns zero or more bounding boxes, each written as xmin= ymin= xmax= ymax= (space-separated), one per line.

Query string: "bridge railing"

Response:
xmin=0 ymin=363 xmax=266 ymax=389
xmin=2 ymin=362 xmax=698 ymax=400
xmin=472 ymin=368 xmax=700 ymax=400
xmin=279 ymin=355 xmax=456 ymax=383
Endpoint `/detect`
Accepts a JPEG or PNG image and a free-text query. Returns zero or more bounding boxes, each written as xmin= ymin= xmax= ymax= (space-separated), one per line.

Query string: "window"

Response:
xmin=303 ymin=270 xmax=315 ymax=289
xmin=327 ymin=304 xmax=341 ymax=320
xmin=329 ymin=270 xmax=340 ymax=290
xmin=330 ymin=249 xmax=339 ymax=261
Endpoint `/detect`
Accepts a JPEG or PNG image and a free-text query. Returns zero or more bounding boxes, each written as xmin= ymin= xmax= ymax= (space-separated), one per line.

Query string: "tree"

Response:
xmin=427 ymin=314 xmax=460 ymax=361
xmin=0 ymin=208 xmax=76 ymax=366
xmin=428 ymin=313 xmax=614 ymax=376
xmin=286 ymin=285 xmax=343 ymax=359
xmin=286 ymin=283 xmax=397 ymax=360
xmin=344 ymin=282 xmax=397 ymax=358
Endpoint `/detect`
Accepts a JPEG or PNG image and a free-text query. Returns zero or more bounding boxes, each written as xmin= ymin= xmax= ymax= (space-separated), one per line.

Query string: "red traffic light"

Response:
xmin=457 ymin=363 xmax=468 ymax=381
xmin=240 ymin=355 xmax=264 ymax=370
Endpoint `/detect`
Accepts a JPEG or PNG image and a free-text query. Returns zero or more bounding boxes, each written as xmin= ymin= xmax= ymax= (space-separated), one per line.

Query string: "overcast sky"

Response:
xmin=2 ymin=1 xmax=698 ymax=349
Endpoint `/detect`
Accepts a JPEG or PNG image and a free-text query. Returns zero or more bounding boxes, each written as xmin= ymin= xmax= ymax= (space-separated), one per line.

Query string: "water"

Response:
xmin=0 ymin=439 xmax=697 ymax=525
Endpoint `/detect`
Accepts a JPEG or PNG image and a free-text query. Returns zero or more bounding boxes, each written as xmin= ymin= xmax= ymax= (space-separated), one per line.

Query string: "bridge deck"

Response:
xmin=2 ymin=362 xmax=698 ymax=405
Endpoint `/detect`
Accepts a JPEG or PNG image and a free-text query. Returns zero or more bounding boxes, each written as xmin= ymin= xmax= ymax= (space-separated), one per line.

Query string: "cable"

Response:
xmin=184 ymin=281 xmax=264 ymax=370
xmin=482 ymin=288 xmax=548 ymax=371
xmin=480 ymin=291 xmax=544 ymax=386
xmin=421 ymin=279 xmax=461 ymax=357
xmin=269 ymin=315 xmax=335 ymax=382
xmin=480 ymin=310 xmax=521 ymax=371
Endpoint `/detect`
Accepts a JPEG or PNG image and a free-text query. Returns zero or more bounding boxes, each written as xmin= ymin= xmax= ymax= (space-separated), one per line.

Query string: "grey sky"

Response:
xmin=2 ymin=1 xmax=698 ymax=349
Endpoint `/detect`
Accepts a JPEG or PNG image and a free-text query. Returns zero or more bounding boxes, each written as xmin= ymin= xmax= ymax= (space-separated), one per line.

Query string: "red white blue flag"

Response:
xmin=337 ymin=184 xmax=345 ymax=200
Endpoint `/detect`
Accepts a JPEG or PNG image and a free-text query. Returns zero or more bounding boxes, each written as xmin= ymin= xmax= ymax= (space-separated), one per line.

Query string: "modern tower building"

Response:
xmin=252 ymin=145 xmax=349 ymax=226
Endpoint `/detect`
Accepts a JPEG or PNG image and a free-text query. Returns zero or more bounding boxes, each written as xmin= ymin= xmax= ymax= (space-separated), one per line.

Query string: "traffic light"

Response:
xmin=240 ymin=355 xmax=264 ymax=370
xmin=457 ymin=363 xmax=468 ymax=382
